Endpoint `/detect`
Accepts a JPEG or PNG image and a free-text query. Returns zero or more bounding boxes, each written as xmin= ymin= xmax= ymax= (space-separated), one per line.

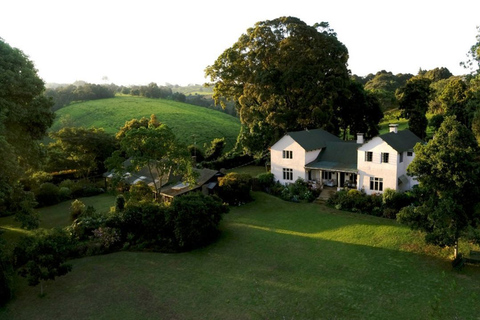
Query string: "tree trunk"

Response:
xmin=454 ymin=240 xmax=459 ymax=259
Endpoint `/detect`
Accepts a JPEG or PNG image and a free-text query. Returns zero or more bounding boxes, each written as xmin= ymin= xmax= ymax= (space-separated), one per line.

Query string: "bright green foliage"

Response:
xmin=422 ymin=67 xmax=453 ymax=82
xmin=438 ymin=77 xmax=472 ymax=127
xmin=115 ymin=114 xmax=160 ymax=140
xmin=206 ymin=16 xmax=349 ymax=154
xmin=51 ymin=96 xmax=241 ymax=152
xmin=364 ymin=70 xmax=413 ymax=110
xmin=396 ymin=77 xmax=433 ymax=139
xmin=14 ymin=228 xmax=74 ymax=295
xmin=204 ymin=137 xmax=225 ymax=161
xmin=70 ymin=199 xmax=86 ymax=222
xmin=398 ymin=116 xmax=480 ymax=257
xmin=114 ymin=123 xmax=193 ymax=195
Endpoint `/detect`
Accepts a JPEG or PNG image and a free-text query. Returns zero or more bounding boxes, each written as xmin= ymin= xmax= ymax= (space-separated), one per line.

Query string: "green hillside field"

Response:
xmin=51 ymin=96 xmax=241 ymax=150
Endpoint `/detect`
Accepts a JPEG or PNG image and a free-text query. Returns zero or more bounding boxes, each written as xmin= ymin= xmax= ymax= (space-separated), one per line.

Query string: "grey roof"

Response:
xmin=160 ymin=168 xmax=223 ymax=198
xmin=287 ymin=129 xmax=342 ymax=151
xmin=305 ymin=141 xmax=360 ymax=173
xmin=380 ymin=130 xmax=422 ymax=153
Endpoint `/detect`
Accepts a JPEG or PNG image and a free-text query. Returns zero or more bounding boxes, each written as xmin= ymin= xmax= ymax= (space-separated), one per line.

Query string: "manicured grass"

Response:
xmin=1 ymin=192 xmax=479 ymax=319
xmin=227 ymin=165 xmax=269 ymax=177
xmin=0 ymin=194 xmax=116 ymax=248
xmin=51 ymin=96 xmax=241 ymax=151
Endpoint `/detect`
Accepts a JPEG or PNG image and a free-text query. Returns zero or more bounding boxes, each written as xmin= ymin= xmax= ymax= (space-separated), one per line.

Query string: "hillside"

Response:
xmin=51 ymin=96 xmax=241 ymax=150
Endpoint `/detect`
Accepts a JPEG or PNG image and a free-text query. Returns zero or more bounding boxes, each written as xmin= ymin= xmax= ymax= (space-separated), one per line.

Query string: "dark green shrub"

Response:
xmin=254 ymin=172 xmax=275 ymax=192
xmin=115 ymin=194 xmax=125 ymax=212
xmin=0 ymin=238 xmax=13 ymax=306
xmin=167 ymin=193 xmax=228 ymax=250
xmin=278 ymin=178 xmax=319 ymax=202
xmin=218 ymin=172 xmax=252 ymax=205
xmin=35 ymin=182 xmax=60 ymax=207
xmin=58 ymin=187 xmax=72 ymax=200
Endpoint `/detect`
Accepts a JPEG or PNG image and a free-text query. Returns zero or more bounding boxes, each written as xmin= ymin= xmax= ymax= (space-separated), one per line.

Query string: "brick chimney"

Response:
xmin=357 ymin=133 xmax=364 ymax=144
xmin=389 ymin=124 xmax=398 ymax=133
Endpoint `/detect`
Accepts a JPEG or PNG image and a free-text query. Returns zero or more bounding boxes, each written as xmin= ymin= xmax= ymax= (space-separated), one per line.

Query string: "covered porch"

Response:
xmin=306 ymin=168 xmax=357 ymax=190
xmin=305 ymin=140 xmax=360 ymax=191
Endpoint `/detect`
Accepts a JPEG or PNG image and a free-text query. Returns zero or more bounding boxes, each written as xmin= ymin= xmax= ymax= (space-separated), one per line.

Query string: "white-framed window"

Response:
xmin=365 ymin=151 xmax=373 ymax=162
xmin=399 ymin=152 xmax=403 ymax=163
xmin=381 ymin=152 xmax=389 ymax=163
xmin=282 ymin=150 xmax=293 ymax=159
xmin=370 ymin=177 xmax=383 ymax=191
xmin=283 ymin=168 xmax=293 ymax=181
xmin=322 ymin=171 xmax=333 ymax=180
xmin=407 ymin=151 xmax=413 ymax=157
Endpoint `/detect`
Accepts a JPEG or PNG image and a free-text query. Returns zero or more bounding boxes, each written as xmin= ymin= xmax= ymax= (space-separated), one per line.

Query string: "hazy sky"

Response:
xmin=2 ymin=0 xmax=479 ymax=86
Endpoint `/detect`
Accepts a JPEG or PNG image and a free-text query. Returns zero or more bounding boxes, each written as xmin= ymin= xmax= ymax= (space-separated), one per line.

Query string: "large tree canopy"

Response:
xmin=396 ymin=77 xmax=432 ymax=140
xmin=397 ymin=116 xmax=480 ymax=258
xmin=0 ymin=38 xmax=54 ymax=214
xmin=205 ymin=16 xmax=350 ymax=155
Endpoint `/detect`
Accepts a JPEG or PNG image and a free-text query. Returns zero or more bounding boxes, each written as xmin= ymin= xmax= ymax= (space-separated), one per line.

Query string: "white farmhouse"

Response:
xmin=270 ymin=124 xmax=422 ymax=194
xmin=357 ymin=124 xmax=422 ymax=195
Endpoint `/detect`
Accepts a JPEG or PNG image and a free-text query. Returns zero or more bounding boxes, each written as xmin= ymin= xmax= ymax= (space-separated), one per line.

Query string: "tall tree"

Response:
xmin=397 ymin=116 xmax=480 ymax=258
xmin=47 ymin=127 xmax=117 ymax=179
xmin=0 ymin=38 xmax=54 ymax=218
xmin=108 ymin=118 xmax=195 ymax=196
xmin=396 ymin=77 xmax=432 ymax=139
xmin=205 ymin=16 xmax=349 ymax=155
xmin=335 ymin=80 xmax=383 ymax=140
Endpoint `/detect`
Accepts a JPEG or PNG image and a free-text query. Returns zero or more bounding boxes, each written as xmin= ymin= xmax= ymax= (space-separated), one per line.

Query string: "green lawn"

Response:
xmin=0 ymin=194 xmax=116 ymax=247
xmin=1 ymin=192 xmax=479 ymax=319
xmin=51 ymin=96 xmax=241 ymax=151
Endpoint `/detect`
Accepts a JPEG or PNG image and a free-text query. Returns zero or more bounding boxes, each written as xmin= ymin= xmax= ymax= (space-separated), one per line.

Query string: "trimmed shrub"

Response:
xmin=167 ymin=193 xmax=228 ymax=250
xmin=35 ymin=182 xmax=60 ymax=207
xmin=218 ymin=172 xmax=252 ymax=206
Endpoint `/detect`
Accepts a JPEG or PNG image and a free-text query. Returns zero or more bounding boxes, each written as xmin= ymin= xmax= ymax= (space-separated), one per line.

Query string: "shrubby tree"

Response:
xmin=206 ymin=16 xmax=350 ymax=155
xmin=397 ymin=116 xmax=480 ymax=258
xmin=363 ymin=70 xmax=413 ymax=111
xmin=108 ymin=115 xmax=196 ymax=195
xmin=14 ymin=228 xmax=74 ymax=295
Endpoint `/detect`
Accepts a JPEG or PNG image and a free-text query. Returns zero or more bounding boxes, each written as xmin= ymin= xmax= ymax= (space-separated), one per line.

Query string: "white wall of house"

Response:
xmin=396 ymin=150 xmax=418 ymax=192
xmin=270 ymin=135 xmax=320 ymax=185
xmin=357 ymin=137 xmax=399 ymax=195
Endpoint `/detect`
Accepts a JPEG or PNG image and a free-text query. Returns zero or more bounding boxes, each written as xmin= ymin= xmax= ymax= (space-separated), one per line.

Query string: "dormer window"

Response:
xmin=283 ymin=150 xmax=293 ymax=159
